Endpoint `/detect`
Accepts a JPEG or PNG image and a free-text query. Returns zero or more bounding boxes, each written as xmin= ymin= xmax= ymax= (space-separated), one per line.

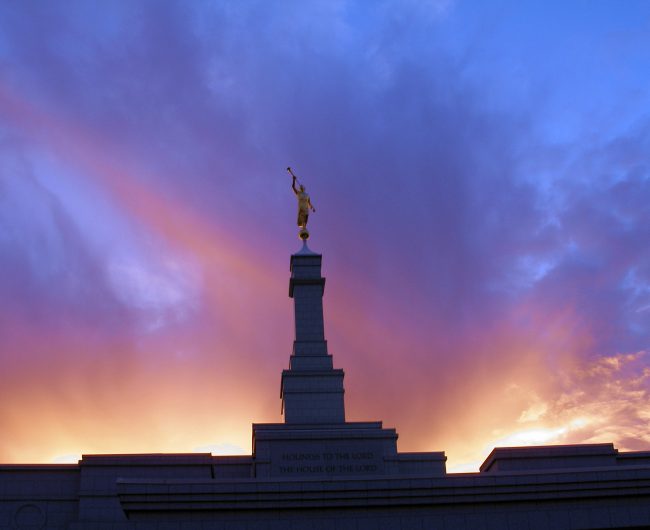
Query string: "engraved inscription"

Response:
xmin=277 ymin=451 xmax=378 ymax=475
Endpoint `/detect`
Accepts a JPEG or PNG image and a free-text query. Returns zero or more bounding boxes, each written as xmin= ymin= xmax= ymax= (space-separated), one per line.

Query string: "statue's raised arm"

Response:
xmin=287 ymin=167 xmax=314 ymax=241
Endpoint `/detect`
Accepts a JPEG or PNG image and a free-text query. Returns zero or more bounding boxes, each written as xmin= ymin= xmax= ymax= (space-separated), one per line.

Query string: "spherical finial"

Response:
xmin=299 ymin=227 xmax=310 ymax=240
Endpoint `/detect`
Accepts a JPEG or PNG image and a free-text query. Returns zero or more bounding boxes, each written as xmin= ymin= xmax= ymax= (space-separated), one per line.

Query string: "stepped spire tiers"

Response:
xmin=281 ymin=241 xmax=345 ymax=423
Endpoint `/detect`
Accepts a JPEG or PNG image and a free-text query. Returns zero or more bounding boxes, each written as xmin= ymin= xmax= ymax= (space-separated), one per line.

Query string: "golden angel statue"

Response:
xmin=288 ymin=167 xmax=316 ymax=239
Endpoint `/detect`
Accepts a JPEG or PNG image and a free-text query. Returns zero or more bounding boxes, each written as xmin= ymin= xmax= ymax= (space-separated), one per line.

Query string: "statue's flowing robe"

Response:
xmin=296 ymin=191 xmax=310 ymax=228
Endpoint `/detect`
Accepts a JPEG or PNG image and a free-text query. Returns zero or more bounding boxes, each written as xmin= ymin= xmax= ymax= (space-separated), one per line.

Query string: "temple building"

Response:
xmin=2 ymin=242 xmax=650 ymax=529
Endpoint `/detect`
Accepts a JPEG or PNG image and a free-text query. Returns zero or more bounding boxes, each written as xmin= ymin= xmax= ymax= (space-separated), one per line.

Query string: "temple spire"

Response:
xmin=280 ymin=245 xmax=345 ymax=424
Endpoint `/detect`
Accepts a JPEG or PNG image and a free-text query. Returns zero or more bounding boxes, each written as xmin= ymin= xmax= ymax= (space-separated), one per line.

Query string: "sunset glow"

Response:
xmin=1 ymin=1 xmax=649 ymax=472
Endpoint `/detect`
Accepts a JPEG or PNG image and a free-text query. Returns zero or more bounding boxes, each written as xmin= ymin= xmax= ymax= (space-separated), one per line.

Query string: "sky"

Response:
xmin=0 ymin=0 xmax=649 ymax=472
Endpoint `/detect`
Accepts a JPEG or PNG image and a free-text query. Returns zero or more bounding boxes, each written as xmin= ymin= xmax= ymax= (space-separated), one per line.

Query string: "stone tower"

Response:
xmin=281 ymin=244 xmax=345 ymax=423
xmin=251 ymin=242 xmax=446 ymax=478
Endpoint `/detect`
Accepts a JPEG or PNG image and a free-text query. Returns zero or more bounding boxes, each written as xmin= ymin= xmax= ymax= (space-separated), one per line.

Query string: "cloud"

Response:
xmin=549 ymin=351 xmax=650 ymax=449
xmin=193 ymin=443 xmax=247 ymax=456
xmin=0 ymin=1 xmax=648 ymax=470
xmin=447 ymin=351 xmax=650 ymax=472
xmin=51 ymin=453 xmax=81 ymax=464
